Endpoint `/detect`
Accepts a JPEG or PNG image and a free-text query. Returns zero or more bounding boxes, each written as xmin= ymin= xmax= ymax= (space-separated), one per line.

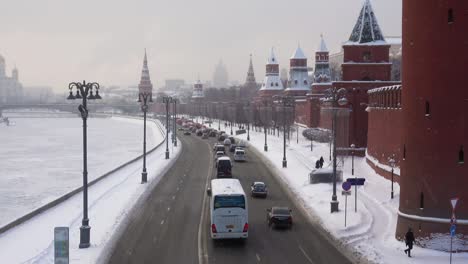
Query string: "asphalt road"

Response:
xmin=107 ymin=131 xmax=354 ymax=264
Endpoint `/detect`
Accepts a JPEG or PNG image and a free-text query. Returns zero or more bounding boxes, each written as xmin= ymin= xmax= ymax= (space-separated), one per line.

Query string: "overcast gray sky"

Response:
xmin=0 ymin=0 xmax=401 ymax=91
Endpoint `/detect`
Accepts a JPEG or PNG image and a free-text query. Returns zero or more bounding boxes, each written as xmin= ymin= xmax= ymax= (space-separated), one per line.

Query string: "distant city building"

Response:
xmin=165 ymin=79 xmax=185 ymax=91
xmin=0 ymin=54 xmax=23 ymax=104
xmin=192 ymin=79 xmax=204 ymax=99
xmin=212 ymin=60 xmax=229 ymax=88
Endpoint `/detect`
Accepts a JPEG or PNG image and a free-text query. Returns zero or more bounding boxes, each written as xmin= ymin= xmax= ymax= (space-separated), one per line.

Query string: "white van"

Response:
xmin=208 ymin=179 xmax=248 ymax=239
xmin=233 ymin=149 xmax=246 ymax=162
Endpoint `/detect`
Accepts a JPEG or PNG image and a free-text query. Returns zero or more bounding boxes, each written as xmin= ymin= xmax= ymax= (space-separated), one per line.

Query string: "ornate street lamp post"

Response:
xmin=274 ymin=95 xmax=295 ymax=168
xmin=67 ymin=80 xmax=102 ymax=248
xmin=163 ymin=96 xmax=173 ymax=159
xmin=388 ymin=155 xmax=396 ymax=199
xmin=259 ymin=99 xmax=272 ymax=152
xmin=243 ymin=102 xmax=252 ymax=141
xmin=173 ymin=99 xmax=178 ymax=147
xmin=324 ymin=87 xmax=348 ymax=213
xmin=138 ymin=92 xmax=153 ymax=183
xmin=350 ymin=143 xmax=357 ymax=212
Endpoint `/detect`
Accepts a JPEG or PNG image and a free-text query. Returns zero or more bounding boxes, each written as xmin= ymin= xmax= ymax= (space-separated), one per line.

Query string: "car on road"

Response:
xmin=218 ymin=134 xmax=226 ymax=141
xmin=209 ymin=131 xmax=217 ymax=137
xmin=267 ymin=207 xmax=292 ymax=229
xmin=183 ymin=131 xmax=191 ymax=135
xmin=216 ymin=156 xmax=232 ymax=178
xmin=202 ymin=133 xmax=209 ymax=139
xmin=214 ymin=151 xmax=225 ymax=161
xmin=196 ymin=130 xmax=203 ymax=136
xmin=228 ymin=136 xmax=236 ymax=144
xmin=223 ymin=138 xmax=231 ymax=146
xmin=178 ymin=127 xmax=185 ymax=131
xmin=229 ymin=144 xmax=237 ymax=152
xmin=233 ymin=149 xmax=246 ymax=162
xmin=213 ymin=144 xmax=225 ymax=154
xmin=250 ymin=182 xmax=267 ymax=198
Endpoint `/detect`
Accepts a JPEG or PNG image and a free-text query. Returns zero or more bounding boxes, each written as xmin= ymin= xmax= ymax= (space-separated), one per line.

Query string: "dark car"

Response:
xmin=228 ymin=136 xmax=236 ymax=144
xmin=196 ymin=130 xmax=203 ymax=136
xmin=229 ymin=144 xmax=237 ymax=152
xmin=218 ymin=134 xmax=226 ymax=141
xmin=209 ymin=131 xmax=217 ymax=137
xmin=267 ymin=207 xmax=292 ymax=229
xmin=251 ymin=182 xmax=267 ymax=197
xmin=184 ymin=131 xmax=191 ymax=135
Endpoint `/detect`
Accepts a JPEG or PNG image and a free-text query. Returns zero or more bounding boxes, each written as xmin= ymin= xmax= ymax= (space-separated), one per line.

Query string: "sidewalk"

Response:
xmin=229 ymin=123 xmax=467 ymax=264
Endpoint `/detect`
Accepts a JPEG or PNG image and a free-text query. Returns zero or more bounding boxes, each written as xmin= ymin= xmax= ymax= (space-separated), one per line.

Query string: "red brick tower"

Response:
xmin=396 ymin=1 xmax=468 ymax=250
xmin=331 ymin=0 xmax=399 ymax=148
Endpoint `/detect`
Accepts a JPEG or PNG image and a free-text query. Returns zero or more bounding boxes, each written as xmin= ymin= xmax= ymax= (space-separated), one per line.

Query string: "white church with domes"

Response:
xmin=0 ymin=54 xmax=23 ymax=104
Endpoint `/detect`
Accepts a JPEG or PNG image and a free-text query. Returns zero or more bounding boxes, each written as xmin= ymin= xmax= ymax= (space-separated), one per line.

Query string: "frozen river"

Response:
xmin=0 ymin=116 xmax=163 ymax=227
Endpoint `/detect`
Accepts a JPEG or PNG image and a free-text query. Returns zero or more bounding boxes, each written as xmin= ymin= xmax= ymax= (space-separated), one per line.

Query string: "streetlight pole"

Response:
xmin=173 ymin=99 xmax=178 ymax=147
xmin=389 ymin=155 xmax=396 ymax=199
xmin=163 ymin=96 xmax=173 ymax=159
xmin=138 ymin=92 xmax=153 ymax=183
xmin=351 ymin=143 xmax=356 ymax=212
xmin=67 ymin=80 xmax=102 ymax=248
xmin=325 ymin=87 xmax=348 ymax=213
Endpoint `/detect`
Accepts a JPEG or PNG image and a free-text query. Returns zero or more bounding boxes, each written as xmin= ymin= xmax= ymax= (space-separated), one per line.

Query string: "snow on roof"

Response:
xmin=317 ymin=35 xmax=328 ymax=52
xmin=267 ymin=47 xmax=278 ymax=65
xmin=348 ymin=0 xmax=386 ymax=44
xmin=367 ymin=84 xmax=402 ymax=94
xmin=211 ymin=178 xmax=245 ymax=196
xmin=291 ymin=45 xmax=307 ymax=59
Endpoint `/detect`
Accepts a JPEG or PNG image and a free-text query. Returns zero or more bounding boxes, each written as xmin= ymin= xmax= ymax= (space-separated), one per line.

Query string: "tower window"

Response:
xmin=448 ymin=8 xmax=454 ymax=23
xmin=271 ymin=82 xmax=274 ymax=86
xmin=294 ymin=80 xmax=298 ymax=85
xmin=362 ymin=51 xmax=372 ymax=62
xmin=459 ymin=145 xmax=464 ymax=164
xmin=425 ymin=101 xmax=430 ymax=117
xmin=403 ymin=144 xmax=406 ymax=160
xmin=304 ymin=80 xmax=308 ymax=85
xmin=420 ymin=192 xmax=424 ymax=210
xmin=275 ymin=82 xmax=278 ymax=86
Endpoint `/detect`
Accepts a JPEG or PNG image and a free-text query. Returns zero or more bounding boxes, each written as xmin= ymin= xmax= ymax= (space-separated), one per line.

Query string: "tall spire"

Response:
xmin=245 ymin=54 xmax=256 ymax=85
xmin=348 ymin=0 xmax=385 ymax=44
xmin=318 ymin=34 xmax=328 ymax=52
xmin=138 ymin=49 xmax=153 ymax=94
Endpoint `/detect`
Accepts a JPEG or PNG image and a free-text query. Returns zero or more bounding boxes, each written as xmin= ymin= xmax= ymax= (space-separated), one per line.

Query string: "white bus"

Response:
xmin=208 ymin=179 xmax=248 ymax=239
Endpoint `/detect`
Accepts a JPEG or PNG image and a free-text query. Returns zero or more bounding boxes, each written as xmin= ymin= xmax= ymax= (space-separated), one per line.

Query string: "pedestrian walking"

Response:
xmin=404 ymin=227 xmax=415 ymax=257
xmin=319 ymin=156 xmax=324 ymax=168
xmin=315 ymin=160 xmax=321 ymax=169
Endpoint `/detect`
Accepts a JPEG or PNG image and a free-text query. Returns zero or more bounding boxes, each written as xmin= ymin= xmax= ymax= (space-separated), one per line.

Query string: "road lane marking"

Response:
xmin=198 ymin=141 xmax=213 ymax=264
xmin=167 ymin=207 xmax=171 ymax=211
xmin=172 ymin=195 xmax=176 ymax=200
xmin=299 ymin=245 xmax=315 ymax=264
xmin=160 ymin=220 xmax=165 ymax=225
xmin=256 ymin=253 xmax=261 ymax=262
xmin=176 ymin=187 xmax=180 ymax=191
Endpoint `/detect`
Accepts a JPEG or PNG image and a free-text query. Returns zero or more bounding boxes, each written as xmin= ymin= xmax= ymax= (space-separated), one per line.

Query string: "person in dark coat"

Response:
xmin=319 ymin=156 xmax=324 ymax=168
xmin=404 ymin=227 xmax=415 ymax=257
xmin=315 ymin=160 xmax=321 ymax=169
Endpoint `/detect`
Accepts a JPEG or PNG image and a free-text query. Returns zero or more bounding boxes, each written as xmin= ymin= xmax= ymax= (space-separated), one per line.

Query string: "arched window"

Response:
xmin=275 ymin=82 xmax=278 ymax=86
xmin=403 ymin=144 xmax=406 ymax=160
xmin=271 ymin=82 xmax=274 ymax=87
xmin=420 ymin=192 xmax=424 ymax=210
xmin=425 ymin=101 xmax=430 ymax=117
xmin=448 ymin=8 xmax=454 ymax=23
xmin=303 ymin=80 xmax=308 ymax=85
xmin=459 ymin=145 xmax=464 ymax=164
xmin=294 ymin=80 xmax=298 ymax=85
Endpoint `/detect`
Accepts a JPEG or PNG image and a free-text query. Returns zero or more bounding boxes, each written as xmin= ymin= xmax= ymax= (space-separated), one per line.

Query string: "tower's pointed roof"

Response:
xmin=291 ymin=45 xmax=307 ymax=59
xmin=348 ymin=0 xmax=385 ymax=44
xmin=267 ymin=47 xmax=278 ymax=64
xmin=317 ymin=34 xmax=328 ymax=52
xmin=245 ymin=54 xmax=256 ymax=84
xmin=138 ymin=49 xmax=153 ymax=93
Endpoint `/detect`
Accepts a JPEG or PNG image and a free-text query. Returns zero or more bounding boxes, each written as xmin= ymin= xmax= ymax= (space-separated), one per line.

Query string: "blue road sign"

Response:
xmin=342 ymin=181 xmax=352 ymax=191
xmin=450 ymin=224 xmax=456 ymax=237
xmin=346 ymin=178 xmax=366 ymax=186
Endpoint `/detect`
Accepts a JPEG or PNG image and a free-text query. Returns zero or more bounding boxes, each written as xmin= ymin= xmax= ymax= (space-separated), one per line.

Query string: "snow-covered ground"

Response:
xmin=0 ymin=116 xmax=162 ymax=227
xmin=0 ymin=117 xmax=181 ymax=263
xmin=220 ymin=121 xmax=467 ymax=264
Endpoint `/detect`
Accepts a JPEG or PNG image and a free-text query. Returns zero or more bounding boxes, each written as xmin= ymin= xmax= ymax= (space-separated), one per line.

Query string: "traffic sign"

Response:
xmin=342 ymin=181 xmax=351 ymax=191
xmin=342 ymin=190 xmax=352 ymax=196
xmin=346 ymin=178 xmax=366 ymax=186
xmin=450 ymin=224 xmax=456 ymax=237
xmin=450 ymin=197 xmax=459 ymax=211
